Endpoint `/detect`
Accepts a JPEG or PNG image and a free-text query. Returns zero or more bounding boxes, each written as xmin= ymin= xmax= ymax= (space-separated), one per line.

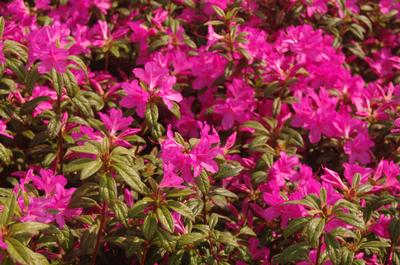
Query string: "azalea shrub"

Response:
xmin=0 ymin=0 xmax=398 ymax=264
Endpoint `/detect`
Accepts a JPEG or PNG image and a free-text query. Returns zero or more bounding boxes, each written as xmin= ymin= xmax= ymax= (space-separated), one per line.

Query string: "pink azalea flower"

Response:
xmin=248 ymin=238 xmax=270 ymax=265
xmin=30 ymin=86 xmax=57 ymax=117
xmin=372 ymin=160 xmax=400 ymax=191
xmin=191 ymin=50 xmax=227 ymax=90
xmin=173 ymin=97 xmax=198 ymax=137
xmin=321 ymin=167 xmax=348 ymax=191
xmin=213 ymin=79 xmax=256 ymax=130
xmin=303 ymin=0 xmax=328 ymax=17
xmin=370 ymin=215 xmax=390 ymax=239
xmin=263 ymin=190 xmax=303 ymax=227
xmin=99 ymin=108 xmax=133 ymax=136
xmin=98 ymin=108 xmax=140 ymax=147
xmin=17 ymin=169 xmax=81 ymax=228
xmin=31 ymin=168 xmax=67 ymax=195
xmin=160 ymin=123 xmax=222 ymax=187
xmin=343 ymin=131 xmax=374 ymax=164
xmin=0 ymin=120 xmax=13 ymax=139
xmin=270 ymin=152 xmax=300 ymax=187
xmin=122 ymin=62 xmax=182 ymax=112
xmin=124 ymin=188 xmax=134 ymax=207
xmin=391 ymin=118 xmax=400 ymax=134
xmin=121 ymin=80 xmax=150 ymax=118
xmin=28 ymin=24 xmax=71 ymax=73
xmin=172 ymin=212 xmax=187 ymax=234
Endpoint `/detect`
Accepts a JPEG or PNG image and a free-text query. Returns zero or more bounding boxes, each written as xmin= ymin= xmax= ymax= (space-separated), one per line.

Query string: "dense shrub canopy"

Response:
xmin=0 ymin=0 xmax=398 ymax=264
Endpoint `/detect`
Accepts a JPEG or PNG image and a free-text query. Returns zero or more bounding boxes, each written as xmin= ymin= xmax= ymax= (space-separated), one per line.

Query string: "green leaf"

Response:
xmin=241 ymin=121 xmax=269 ymax=135
xmin=110 ymin=200 xmax=128 ymax=227
xmin=217 ymin=231 xmax=239 ymax=247
xmin=68 ymin=182 xmax=99 ymax=208
xmin=68 ymin=143 xmax=99 ymax=155
xmin=214 ymin=163 xmax=243 ymax=179
xmin=340 ymin=247 xmax=354 ymax=265
xmin=389 ymin=217 xmax=400 ymax=242
xmin=157 ymin=206 xmax=174 ymax=233
xmin=273 ymin=242 xmax=310 ymax=264
xmin=307 ymin=217 xmax=325 ymax=248
xmin=143 ymin=214 xmax=158 ymax=240
xmin=6 ymin=238 xmax=49 ymax=265
xmin=211 ymin=188 xmax=238 ymax=199
xmin=0 ymin=17 xmax=4 ymax=38
xmin=167 ymin=201 xmax=195 ymax=221
xmin=63 ymin=70 xmax=79 ymax=98
xmin=335 ymin=213 xmax=365 ymax=230
xmin=212 ymin=5 xmax=225 ymax=17
xmin=0 ymin=143 xmax=12 ymax=166
xmin=320 ymin=188 xmax=327 ymax=206
xmin=47 ymin=116 xmax=62 ymax=139
xmin=145 ymin=102 xmax=163 ymax=138
xmin=68 ymin=55 xmax=88 ymax=78
xmin=166 ymin=188 xmax=195 ymax=198
xmin=239 ymin=226 xmax=256 ymax=237
xmin=358 ymin=240 xmax=390 ymax=250
xmin=99 ymin=174 xmax=117 ymax=203
xmin=64 ymin=158 xmax=95 ymax=173
xmin=4 ymin=41 xmax=28 ymax=62
xmin=72 ymin=94 xmax=94 ymax=117
xmin=128 ymin=198 xmax=154 ymax=218
xmin=155 ymin=230 xmax=175 ymax=252
xmin=349 ymin=24 xmax=365 ymax=40
xmin=177 ymin=232 xmax=207 ymax=248
xmin=196 ymin=171 xmax=210 ymax=194
xmin=284 ymin=217 xmax=311 ymax=238
xmin=80 ymin=159 xmax=103 ymax=180
xmin=51 ymin=69 xmax=64 ymax=96
xmin=9 ymin=222 xmax=49 ymax=237
xmin=280 ymin=127 xmax=304 ymax=147
xmin=325 ymin=233 xmax=341 ymax=265
xmin=272 ymin=97 xmax=281 ymax=117
xmin=0 ymin=194 xmax=16 ymax=226
xmin=112 ymin=163 xmax=149 ymax=195
xmin=285 ymin=195 xmax=321 ymax=210
xmin=24 ymin=64 xmax=40 ymax=95
xmin=145 ymin=102 xmax=158 ymax=126
xmin=170 ymin=102 xmax=181 ymax=119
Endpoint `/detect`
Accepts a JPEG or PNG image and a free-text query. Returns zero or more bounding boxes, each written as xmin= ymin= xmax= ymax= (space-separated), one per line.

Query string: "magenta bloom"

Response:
xmin=343 ymin=131 xmax=374 ymax=164
xmin=28 ymin=24 xmax=70 ymax=73
xmin=18 ymin=169 xmax=81 ymax=228
xmin=213 ymin=79 xmax=256 ymax=130
xmin=121 ymin=61 xmax=182 ymax=114
xmin=120 ymin=80 xmax=150 ymax=118
xmin=269 ymin=152 xmax=300 ymax=187
xmin=98 ymin=108 xmax=140 ymax=146
xmin=0 ymin=120 xmax=13 ymax=139
xmin=321 ymin=167 xmax=348 ymax=191
xmin=370 ymin=215 xmax=390 ymax=239
xmin=391 ymin=118 xmax=400 ymax=134
xmin=160 ymin=123 xmax=222 ymax=187
xmin=263 ymin=190 xmax=303 ymax=227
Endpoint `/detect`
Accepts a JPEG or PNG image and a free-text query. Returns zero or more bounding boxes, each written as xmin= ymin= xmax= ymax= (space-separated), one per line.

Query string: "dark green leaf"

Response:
xmin=167 ymin=201 xmax=195 ymax=221
xmin=157 ymin=207 xmax=174 ymax=233
xmin=284 ymin=217 xmax=311 ymax=238
xmin=143 ymin=214 xmax=158 ymax=240
xmin=177 ymin=232 xmax=207 ymax=248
